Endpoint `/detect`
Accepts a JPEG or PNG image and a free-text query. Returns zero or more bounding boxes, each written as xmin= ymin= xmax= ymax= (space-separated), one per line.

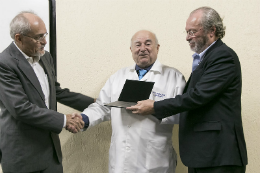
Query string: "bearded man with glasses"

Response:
xmin=128 ymin=6 xmax=248 ymax=173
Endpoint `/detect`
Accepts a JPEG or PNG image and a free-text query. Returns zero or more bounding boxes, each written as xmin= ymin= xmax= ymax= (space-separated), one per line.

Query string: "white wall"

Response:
xmin=1 ymin=0 xmax=259 ymax=172
xmin=0 ymin=0 xmax=49 ymax=52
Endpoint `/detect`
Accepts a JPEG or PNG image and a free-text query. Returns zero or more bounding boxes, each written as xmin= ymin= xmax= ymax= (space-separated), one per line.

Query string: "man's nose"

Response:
xmin=40 ymin=37 xmax=47 ymax=45
xmin=41 ymin=40 xmax=47 ymax=45
xmin=140 ymin=44 xmax=146 ymax=51
xmin=186 ymin=34 xmax=192 ymax=41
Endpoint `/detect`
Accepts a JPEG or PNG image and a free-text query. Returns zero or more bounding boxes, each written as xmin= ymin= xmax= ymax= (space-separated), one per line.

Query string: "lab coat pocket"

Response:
xmin=145 ymin=134 xmax=173 ymax=172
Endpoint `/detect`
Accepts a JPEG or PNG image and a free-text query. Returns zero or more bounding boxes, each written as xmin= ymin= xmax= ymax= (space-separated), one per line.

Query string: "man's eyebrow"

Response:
xmin=133 ymin=41 xmax=141 ymax=44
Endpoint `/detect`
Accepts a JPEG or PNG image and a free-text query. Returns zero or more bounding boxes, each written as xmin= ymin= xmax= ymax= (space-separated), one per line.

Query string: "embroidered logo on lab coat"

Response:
xmin=152 ymin=91 xmax=165 ymax=98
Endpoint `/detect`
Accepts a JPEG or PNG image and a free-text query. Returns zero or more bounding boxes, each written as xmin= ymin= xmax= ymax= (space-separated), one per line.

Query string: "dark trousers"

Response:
xmin=4 ymin=152 xmax=63 ymax=173
xmin=188 ymin=165 xmax=246 ymax=173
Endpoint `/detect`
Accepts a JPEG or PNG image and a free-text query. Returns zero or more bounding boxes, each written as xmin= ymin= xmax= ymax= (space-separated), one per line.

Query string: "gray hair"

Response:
xmin=130 ymin=30 xmax=159 ymax=47
xmin=191 ymin=7 xmax=226 ymax=39
xmin=10 ymin=11 xmax=37 ymax=40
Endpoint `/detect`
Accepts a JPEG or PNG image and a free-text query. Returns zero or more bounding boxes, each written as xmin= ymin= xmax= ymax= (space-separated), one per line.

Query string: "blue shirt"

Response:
xmin=135 ymin=63 xmax=154 ymax=76
xmin=192 ymin=40 xmax=217 ymax=64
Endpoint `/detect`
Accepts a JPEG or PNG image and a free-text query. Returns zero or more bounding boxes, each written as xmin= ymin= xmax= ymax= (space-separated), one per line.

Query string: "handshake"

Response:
xmin=65 ymin=113 xmax=84 ymax=133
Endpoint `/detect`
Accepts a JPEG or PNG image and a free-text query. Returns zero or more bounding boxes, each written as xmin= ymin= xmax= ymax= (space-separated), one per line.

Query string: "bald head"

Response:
xmin=130 ymin=30 xmax=160 ymax=68
xmin=23 ymin=12 xmax=46 ymax=37
xmin=131 ymin=30 xmax=158 ymax=48
xmin=10 ymin=11 xmax=41 ymax=40
xmin=23 ymin=12 xmax=45 ymax=27
xmin=10 ymin=11 xmax=47 ymax=58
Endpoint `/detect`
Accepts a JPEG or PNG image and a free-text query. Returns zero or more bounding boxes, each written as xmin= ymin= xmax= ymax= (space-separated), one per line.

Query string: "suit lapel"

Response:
xmin=184 ymin=40 xmax=223 ymax=93
xmin=39 ymin=54 xmax=56 ymax=110
xmin=10 ymin=43 xmax=45 ymax=101
xmin=39 ymin=55 xmax=53 ymax=87
xmin=197 ymin=39 xmax=223 ymax=68
xmin=183 ymin=73 xmax=192 ymax=93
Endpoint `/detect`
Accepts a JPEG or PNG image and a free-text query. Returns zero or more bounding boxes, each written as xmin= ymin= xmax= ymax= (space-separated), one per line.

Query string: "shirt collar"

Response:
xmin=130 ymin=59 xmax=162 ymax=73
xmin=135 ymin=63 xmax=154 ymax=71
xmin=192 ymin=40 xmax=217 ymax=59
xmin=13 ymin=41 xmax=41 ymax=64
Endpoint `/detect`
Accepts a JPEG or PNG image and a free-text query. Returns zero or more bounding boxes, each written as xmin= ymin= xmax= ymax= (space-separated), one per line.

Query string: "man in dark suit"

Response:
xmin=127 ymin=7 xmax=248 ymax=173
xmin=0 ymin=11 xmax=94 ymax=173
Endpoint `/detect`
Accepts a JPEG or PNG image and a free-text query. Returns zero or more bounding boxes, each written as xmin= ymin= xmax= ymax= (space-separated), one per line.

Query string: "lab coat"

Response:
xmin=83 ymin=60 xmax=186 ymax=173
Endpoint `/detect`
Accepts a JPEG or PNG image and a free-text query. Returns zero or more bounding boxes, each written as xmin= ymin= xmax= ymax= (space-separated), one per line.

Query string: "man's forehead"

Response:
xmin=133 ymin=38 xmax=153 ymax=43
xmin=133 ymin=30 xmax=155 ymax=38
xmin=186 ymin=17 xmax=202 ymax=31
xmin=28 ymin=18 xmax=47 ymax=34
xmin=187 ymin=11 xmax=203 ymax=25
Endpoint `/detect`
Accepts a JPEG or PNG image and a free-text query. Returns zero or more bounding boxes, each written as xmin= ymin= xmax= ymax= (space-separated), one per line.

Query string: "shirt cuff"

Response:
xmin=81 ymin=113 xmax=89 ymax=128
xmin=63 ymin=114 xmax=66 ymax=128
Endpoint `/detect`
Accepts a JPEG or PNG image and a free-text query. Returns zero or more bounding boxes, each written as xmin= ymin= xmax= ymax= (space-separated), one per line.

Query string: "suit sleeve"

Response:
xmin=55 ymin=82 xmax=94 ymax=111
xmin=161 ymin=71 xmax=186 ymax=124
xmin=154 ymin=49 xmax=237 ymax=119
xmin=0 ymin=60 xmax=64 ymax=134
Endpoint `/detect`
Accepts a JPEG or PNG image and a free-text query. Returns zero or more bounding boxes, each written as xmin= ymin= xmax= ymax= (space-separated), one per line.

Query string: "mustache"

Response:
xmin=139 ymin=53 xmax=148 ymax=56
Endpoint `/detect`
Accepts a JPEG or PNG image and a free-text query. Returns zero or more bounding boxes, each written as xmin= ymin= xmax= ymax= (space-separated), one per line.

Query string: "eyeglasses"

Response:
xmin=23 ymin=32 xmax=48 ymax=42
xmin=185 ymin=28 xmax=202 ymax=37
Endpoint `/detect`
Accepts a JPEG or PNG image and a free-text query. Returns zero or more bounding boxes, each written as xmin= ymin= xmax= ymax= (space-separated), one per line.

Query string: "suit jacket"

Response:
xmin=0 ymin=43 xmax=93 ymax=172
xmin=154 ymin=39 xmax=248 ymax=168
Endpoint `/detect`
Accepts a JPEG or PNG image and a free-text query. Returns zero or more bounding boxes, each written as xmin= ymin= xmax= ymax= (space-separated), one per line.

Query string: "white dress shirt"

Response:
xmin=14 ymin=42 xmax=66 ymax=127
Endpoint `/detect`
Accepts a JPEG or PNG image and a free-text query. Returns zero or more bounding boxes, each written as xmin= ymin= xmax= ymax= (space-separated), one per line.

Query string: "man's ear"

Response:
xmin=15 ymin=34 xmax=22 ymax=44
xmin=157 ymin=44 xmax=160 ymax=52
xmin=210 ymin=26 xmax=216 ymax=38
xmin=130 ymin=46 xmax=134 ymax=53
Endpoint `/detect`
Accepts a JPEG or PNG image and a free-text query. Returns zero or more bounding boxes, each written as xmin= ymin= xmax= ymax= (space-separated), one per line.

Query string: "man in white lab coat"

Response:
xmin=79 ymin=30 xmax=186 ymax=173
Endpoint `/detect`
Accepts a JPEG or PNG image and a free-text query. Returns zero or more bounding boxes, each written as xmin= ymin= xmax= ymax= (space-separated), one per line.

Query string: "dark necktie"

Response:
xmin=192 ymin=55 xmax=200 ymax=72
xmin=138 ymin=69 xmax=147 ymax=80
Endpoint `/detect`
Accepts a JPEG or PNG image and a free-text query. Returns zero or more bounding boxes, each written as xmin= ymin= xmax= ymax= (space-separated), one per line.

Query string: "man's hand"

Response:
xmin=65 ymin=114 xmax=84 ymax=133
xmin=126 ymin=99 xmax=155 ymax=115
xmin=71 ymin=112 xmax=83 ymax=120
